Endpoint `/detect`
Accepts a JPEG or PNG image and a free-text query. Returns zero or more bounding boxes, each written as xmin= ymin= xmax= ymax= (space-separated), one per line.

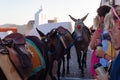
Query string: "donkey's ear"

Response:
xmin=81 ymin=13 xmax=89 ymax=21
xmin=69 ymin=14 xmax=77 ymax=22
xmin=36 ymin=28 xmax=45 ymax=37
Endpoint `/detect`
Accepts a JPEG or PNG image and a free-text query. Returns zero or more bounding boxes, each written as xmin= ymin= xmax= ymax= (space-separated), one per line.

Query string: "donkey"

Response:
xmin=0 ymin=33 xmax=50 ymax=80
xmin=36 ymin=26 xmax=74 ymax=80
xmin=69 ymin=14 xmax=91 ymax=77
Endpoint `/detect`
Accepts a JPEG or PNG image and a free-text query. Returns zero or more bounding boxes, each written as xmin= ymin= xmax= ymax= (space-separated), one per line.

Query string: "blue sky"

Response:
xmin=0 ymin=0 xmax=101 ymax=27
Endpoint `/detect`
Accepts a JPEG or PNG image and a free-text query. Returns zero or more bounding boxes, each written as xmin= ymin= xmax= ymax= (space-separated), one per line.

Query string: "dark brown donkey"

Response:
xmin=36 ymin=26 xmax=74 ymax=80
xmin=69 ymin=14 xmax=91 ymax=77
xmin=0 ymin=33 xmax=49 ymax=80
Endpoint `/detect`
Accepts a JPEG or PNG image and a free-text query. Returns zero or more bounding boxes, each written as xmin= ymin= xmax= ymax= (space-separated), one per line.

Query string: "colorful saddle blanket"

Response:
xmin=25 ymin=36 xmax=46 ymax=76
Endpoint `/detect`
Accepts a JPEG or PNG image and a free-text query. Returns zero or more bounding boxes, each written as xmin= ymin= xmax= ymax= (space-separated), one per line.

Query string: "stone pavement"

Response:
xmin=61 ymin=77 xmax=94 ymax=80
xmin=60 ymin=46 xmax=94 ymax=80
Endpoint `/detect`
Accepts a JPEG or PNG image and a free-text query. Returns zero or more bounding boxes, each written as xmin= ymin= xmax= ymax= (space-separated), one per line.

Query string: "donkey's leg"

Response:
xmin=83 ymin=50 xmax=87 ymax=68
xmin=49 ymin=60 xmax=57 ymax=80
xmin=57 ymin=60 xmax=62 ymax=80
xmin=81 ymin=51 xmax=85 ymax=77
xmin=62 ymin=56 xmax=65 ymax=76
xmin=77 ymin=51 xmax=81 ymax=69
xmin=66 ymin=49 xmax=71 ymax=74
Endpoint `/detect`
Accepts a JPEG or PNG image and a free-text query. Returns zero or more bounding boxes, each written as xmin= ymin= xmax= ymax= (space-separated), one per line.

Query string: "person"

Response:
xmin=90 ymin=15 xmax=103 ymax=78
xmin=96 ymin=5 xmax=120 ymax=80
xmin=90 ymin=5 xmax=111 ymax=78
xmin=96 ymin=32 xmax=116 ymax=61
xmin=97 ymin=5 xmax=113 ymax=71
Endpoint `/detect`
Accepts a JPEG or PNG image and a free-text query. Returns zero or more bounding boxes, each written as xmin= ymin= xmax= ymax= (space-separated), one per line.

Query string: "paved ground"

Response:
xmin=60 ymin=46 xmax=94 ymax=80
xmin=61 ymin=77 xmax=94 ymax=80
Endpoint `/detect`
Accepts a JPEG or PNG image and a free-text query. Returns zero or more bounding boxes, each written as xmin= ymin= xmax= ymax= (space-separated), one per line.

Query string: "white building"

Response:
xmin=26 ymin=8 xmax=73 ymax=37
xmin=100 ymin=0 xmax=120 ymax=6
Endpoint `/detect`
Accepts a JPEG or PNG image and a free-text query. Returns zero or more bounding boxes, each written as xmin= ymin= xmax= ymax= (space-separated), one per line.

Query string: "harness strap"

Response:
xmin=13 ymin=44 xmax=32 ymax=68
xmin=64 ymin=40 xmax=74 ymax=54
xmin=57 ymin=32 xmax=74 ymax=54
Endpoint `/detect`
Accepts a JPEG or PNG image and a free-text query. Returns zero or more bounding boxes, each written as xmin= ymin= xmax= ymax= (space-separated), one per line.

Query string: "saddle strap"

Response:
xmin=13 ymin=44 xmax=32 ymax=68
xmin=57 ymin=31 xmax=73 ymax=49
xmin=59 ymin=35 xmax=67 ymax=48
xmin=7 ymin=46 xmax=32 ymax=80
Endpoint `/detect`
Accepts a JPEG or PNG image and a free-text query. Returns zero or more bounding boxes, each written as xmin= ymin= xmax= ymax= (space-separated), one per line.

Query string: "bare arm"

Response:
xmin=89 ymin=31 xmax=101 ymax=50
xmin=96 ymin=50 xmax=113 ymax=61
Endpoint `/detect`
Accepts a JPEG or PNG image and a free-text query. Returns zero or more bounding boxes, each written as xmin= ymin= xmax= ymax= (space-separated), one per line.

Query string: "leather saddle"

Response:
xmin=2 ymin=33 xmax=33 ymax=80
xmin=56 ymin=26 xmax=73 ymax=48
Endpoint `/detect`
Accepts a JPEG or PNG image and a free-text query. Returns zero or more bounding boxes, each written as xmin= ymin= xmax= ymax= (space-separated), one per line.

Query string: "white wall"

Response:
xmin=27 ymin=22 xmax=73 ymax=37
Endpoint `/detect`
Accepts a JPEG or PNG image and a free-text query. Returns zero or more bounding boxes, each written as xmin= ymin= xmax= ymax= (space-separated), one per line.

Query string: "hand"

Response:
xmin=96 ymin=72 xmax=109 ymax=80
xmin=96 ymin=48 xmax=104 ymax=58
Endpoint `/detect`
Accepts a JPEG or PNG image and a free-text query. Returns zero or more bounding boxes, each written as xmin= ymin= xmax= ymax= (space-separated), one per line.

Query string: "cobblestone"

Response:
xmin=60 ymin=46 xmax=94 ymax=80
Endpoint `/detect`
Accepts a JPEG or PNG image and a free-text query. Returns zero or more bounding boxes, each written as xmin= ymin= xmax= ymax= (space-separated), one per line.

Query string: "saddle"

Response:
xmin=25 ymin=36 xmax=46 ymax=76
xmin=2 ymin=33 xmax=33 ymax=80
xmin=3 ymin=32 xmax=25 ymax=45
xmin=0 ymin=38 xmax=8 ymax=54
xmin=56 ymin=26 xmax=73 ymax=49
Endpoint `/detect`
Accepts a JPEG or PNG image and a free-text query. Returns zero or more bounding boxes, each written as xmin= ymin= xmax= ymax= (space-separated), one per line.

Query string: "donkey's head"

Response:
xmin=69 ymin=13 xmax=89 ymax=31
xmin=36 ymin=28 xmax=56 ymax=52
